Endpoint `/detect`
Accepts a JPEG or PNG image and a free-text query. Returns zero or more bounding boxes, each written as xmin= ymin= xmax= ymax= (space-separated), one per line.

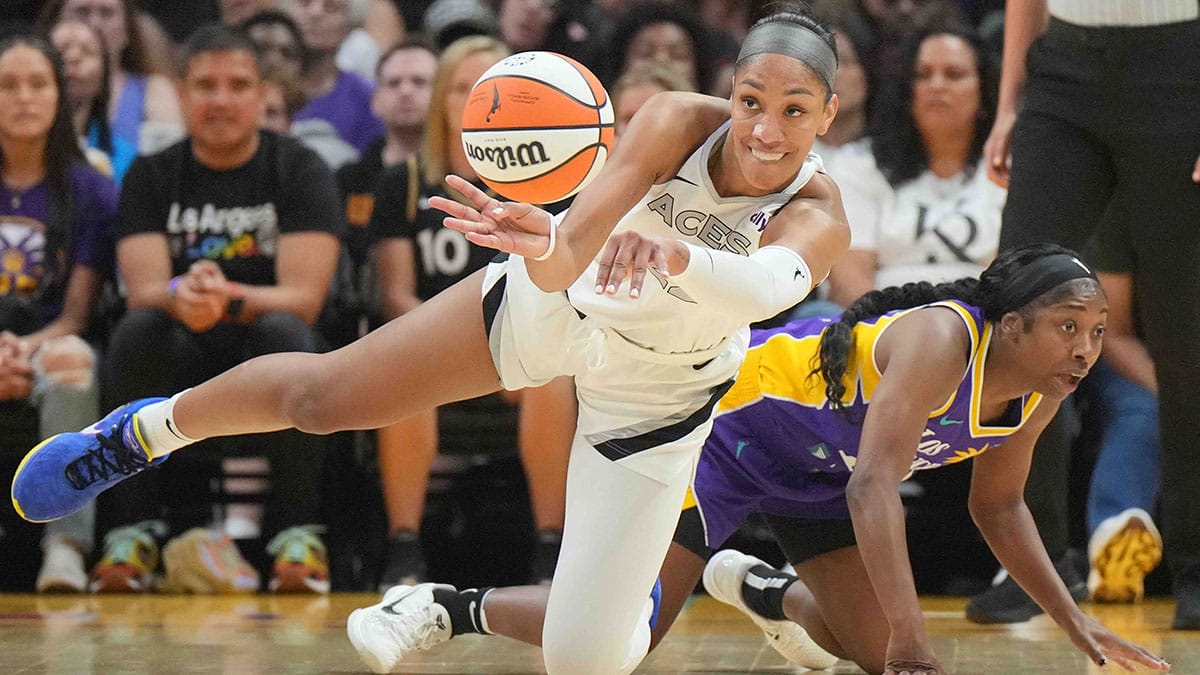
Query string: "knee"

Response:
xmin=278 ymin=353 xmax=340 ymax=435
xmin=35 ymin=336 xmax=96 ymax=390
xmin=247 ymin=312 xmax=319 ymax=354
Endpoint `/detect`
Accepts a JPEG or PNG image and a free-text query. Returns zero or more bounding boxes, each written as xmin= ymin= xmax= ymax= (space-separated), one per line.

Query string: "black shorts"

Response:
xmin=674 ymin=506 xmax=857 ymax=564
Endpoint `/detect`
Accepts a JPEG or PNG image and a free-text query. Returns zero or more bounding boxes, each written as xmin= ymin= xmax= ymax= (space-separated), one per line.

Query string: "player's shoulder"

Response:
xmin=627 ymin=92 xmax=728 ymax=142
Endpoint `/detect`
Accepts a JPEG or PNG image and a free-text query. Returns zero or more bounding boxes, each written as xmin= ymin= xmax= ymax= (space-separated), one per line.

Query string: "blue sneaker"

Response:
xmin=11 ymin=398 xmax=167 ymax=523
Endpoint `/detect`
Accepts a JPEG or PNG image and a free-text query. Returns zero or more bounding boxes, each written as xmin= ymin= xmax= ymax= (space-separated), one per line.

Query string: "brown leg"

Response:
xmin=377 ymin=409 xmax=438 ymax=533
xmin=791 ymin=546 xmax=890 ymax=675
xmin=172 ymin=269 xmax=502 ymax=438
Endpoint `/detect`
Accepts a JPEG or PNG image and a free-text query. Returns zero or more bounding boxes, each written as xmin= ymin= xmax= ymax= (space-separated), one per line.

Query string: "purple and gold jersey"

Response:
xmin=690 ymin=300 xmax=1045 ymax=547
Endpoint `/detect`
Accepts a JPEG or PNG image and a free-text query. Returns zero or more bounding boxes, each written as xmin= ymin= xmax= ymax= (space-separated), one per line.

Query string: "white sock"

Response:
xmin=135 ymin=390 xmax=202 ymax=458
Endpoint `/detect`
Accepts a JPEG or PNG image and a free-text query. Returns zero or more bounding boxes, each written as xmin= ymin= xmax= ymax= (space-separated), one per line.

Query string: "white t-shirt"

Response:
xmin=832 ymin=141 xmax=1005 ymax=290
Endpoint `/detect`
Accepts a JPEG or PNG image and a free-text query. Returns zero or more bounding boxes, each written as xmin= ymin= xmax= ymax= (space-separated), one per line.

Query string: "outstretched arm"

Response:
xmin=969 ymin=402 xmax=1171 ymax=671
xmin=847 ymin=308 xmax=972 ymax=673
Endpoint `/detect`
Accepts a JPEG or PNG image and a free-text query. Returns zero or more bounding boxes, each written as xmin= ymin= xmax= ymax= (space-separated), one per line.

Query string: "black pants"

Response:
xmin=1000 ymin=19 xmax=1200 ymax=575
xmin=96 ymin=309 xmax=328 ymax=558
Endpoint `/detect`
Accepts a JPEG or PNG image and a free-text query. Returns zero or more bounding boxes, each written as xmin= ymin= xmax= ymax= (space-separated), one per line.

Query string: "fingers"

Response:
xmin=594 ymin=236 xmax=624 ymax=294
xmin=429 ymin=195 xmax=483 ymax=223
xmin=1192 ymin=152 xmax=1200 ymax=183
xmin=443 ymin=216 xmax=496 ymax=235
xmin=444 ymin=174 xmax=496 ymax=211
xmin=628 ymin=241 xmax=654 ymax=298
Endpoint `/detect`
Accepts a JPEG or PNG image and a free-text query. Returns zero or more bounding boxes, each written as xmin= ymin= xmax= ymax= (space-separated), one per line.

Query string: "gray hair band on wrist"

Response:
xmin=736 ymin=22 xmax=838 ymax=93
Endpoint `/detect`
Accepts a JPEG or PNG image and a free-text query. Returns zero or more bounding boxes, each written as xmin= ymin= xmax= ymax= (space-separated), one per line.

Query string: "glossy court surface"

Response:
xmin=0 ymin=594 xmax=1193 ymax=673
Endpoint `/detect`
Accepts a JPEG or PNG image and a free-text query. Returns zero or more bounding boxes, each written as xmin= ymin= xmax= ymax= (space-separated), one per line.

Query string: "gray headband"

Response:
xmin=737 ymin=21 xmax=837 ymax=94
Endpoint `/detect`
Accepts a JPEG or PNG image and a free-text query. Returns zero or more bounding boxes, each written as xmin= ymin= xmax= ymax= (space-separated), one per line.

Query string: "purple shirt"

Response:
xmin=0 ymin=164 xmax=116 ymax=326
xmin=293 ymin=70 xmax=384 ymax=153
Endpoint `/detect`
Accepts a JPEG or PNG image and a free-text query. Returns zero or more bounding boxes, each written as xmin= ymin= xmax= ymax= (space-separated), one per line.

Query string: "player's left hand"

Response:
xmin=435 ymin=174 xmax=554 ymax=258
xmin=1068 ymin=613 xmax=1171 ymax=671
xmin=595 ymin=231 xmax=688 ymax=298
xmin=1191 ymin=150 xmax=1199 ymax=183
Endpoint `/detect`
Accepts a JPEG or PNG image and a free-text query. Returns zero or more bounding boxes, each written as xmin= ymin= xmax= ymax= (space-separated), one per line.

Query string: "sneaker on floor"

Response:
xmin=36 ymin=537 xmax=88 ymax=593
xmin=1088 ymin=508 xmax=1163 ymax=603
xmin=965 ymin=549 xmax=1089 ymax=624
xmin=703 ymin=549 xmax=838 ymax=670
xmin=89 ymin=522 xmax=162 ymax=593
xmin=11 ymin=398 xmax=167 ymax=523
xmin=347 ymin=583 xmax=456 ymax=674
xmin=161 ymin=528 xmax=260 ymax=594
xmin=267 ymin=525 xmax=330 ymax=593
xmin=378 ymin=531 xmax=427 ymax=592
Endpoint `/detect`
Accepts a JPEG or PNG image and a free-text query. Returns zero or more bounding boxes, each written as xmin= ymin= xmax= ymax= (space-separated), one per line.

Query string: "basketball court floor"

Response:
xmin=0 ymin=593 xmax=1195 ymax=673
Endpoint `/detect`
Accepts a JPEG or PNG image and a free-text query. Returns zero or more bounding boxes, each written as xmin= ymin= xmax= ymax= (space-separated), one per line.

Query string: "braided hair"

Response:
xmin=815 ymin=243 xmax=1099 ymax=410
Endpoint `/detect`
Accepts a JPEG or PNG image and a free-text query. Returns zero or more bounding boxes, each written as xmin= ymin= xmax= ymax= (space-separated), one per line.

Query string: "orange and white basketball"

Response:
xmin=461 ymin=51 xmax=614 ymax=204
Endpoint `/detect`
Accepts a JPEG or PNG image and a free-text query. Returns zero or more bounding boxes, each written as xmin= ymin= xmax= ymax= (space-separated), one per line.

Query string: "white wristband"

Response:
xmin=530 ymin=220 xmax=558 ymax=261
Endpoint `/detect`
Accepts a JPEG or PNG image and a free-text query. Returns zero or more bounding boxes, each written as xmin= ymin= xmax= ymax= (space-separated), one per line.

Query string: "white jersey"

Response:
xmin=833 ymin=144 xmax=1004 ymax=290
xmin=565 ymin=120 xmax=824 ymax=355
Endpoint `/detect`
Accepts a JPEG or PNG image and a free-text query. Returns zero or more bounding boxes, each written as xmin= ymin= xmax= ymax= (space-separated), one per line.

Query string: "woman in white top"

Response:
xmin=828 ymin=26 xmax=1001 ymax=307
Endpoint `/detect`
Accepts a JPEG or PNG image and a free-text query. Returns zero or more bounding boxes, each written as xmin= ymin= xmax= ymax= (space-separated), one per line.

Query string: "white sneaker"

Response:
xmin=346 ymin=583 xmax=456 ymax=674
xmin=36 ymin=537 xmax=88 ymax=593
xmin=703 ymin=549 xmax=838 ymax=670
xmin=1088 ymin=507 xmax=1163 ymax=603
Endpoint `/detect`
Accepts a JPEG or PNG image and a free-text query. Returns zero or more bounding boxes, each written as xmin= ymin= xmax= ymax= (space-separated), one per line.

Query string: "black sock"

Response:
xmin=740 ymin=564 xmax=797 ymax=621
xmin=432 ymin=587 xmax=494 ymax=636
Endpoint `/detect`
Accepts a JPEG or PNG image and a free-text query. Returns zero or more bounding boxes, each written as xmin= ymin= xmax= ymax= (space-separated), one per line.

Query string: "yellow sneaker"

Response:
xmin=89 ymin=521 xmax=162 ymax=593
xmin=1088 ymin=508 xmax=1163 ymax=603
xmin=267 ymin=525 xmax=329 ymax=594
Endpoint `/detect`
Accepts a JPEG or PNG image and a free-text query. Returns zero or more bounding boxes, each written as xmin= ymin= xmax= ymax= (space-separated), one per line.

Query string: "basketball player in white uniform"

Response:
xmin=12 ymin=6 xmax=850 ymax=674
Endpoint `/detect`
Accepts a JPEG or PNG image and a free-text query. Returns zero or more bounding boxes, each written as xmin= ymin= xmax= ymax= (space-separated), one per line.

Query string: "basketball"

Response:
xmin=461 ymin=51 xmax=614 ymax=204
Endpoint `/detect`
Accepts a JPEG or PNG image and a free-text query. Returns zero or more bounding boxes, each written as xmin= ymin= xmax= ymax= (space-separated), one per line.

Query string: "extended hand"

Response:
xmin=1070 ymin=613 xmax=1170 ymax=671
xmin=594 ymin=230 xmax=688 ymax=298
xmin=434 ymin=175 xmax=554 ymax=258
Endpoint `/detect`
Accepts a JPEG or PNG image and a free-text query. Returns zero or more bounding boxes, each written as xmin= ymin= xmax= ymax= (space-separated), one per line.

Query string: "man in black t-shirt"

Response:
xmin=94 ymin=25 xmax=342 ymax=595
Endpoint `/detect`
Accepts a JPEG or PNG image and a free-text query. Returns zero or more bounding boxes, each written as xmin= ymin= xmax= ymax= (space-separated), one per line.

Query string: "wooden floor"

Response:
xmin=0 ymin=593 xmax=1194 ymax=673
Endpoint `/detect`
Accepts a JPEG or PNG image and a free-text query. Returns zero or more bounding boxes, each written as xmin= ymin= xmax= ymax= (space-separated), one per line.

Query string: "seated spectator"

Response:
xmin=92 ymin=24 xmax=342 ymax=595
xmin=0 ymin=34 xmax=116 ymax=592
xmin=241 ymin=10 xmax=306 ymax=83
xmin=337 ymin=40 xmax=437 ymax=274
xmin=284 ymin=0 xmax=384 ymax=154
xmin=496 ymin=0 xmax=605 ymax=71
xmin=603 ymin=1 xmax=714 ymax=94
xmin=36 ymin=0 xmax=183 ymax=154
xmin=260 ymin=71 xmax=306 ymax=135
xmin=367 ymin=36 xmax=573 ymax=588
xmin=812 ymin=25 xmax=873 ymax=158
xmin=827 ymin=27 xmax=1000 ymax=306
xmin=47 ymin=19 xmax=136 ymax=185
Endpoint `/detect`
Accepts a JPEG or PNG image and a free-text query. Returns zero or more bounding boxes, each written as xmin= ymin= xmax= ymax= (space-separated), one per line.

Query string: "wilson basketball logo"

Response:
xmin=462 ymin=140 xmax=550 ymax=171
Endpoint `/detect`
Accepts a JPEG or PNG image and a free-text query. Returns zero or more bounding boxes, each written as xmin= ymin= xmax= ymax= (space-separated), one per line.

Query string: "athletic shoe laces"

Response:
xmin=388 ymin=602 xmax=448 ymax=652
xmin=63 ymin=416 xmax=149 ymax=490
